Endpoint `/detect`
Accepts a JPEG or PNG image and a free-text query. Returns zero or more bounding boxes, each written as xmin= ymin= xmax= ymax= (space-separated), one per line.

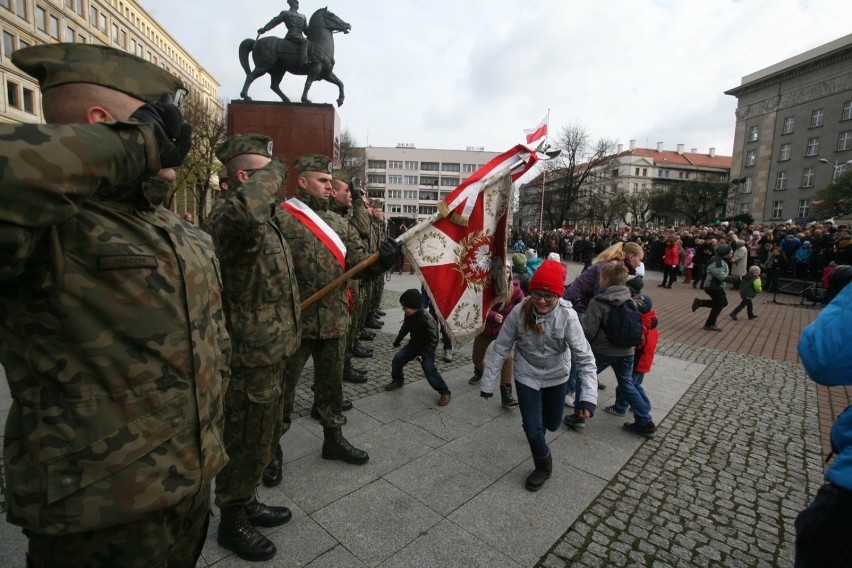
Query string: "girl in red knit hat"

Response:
xmin=479 ymin=259 xmax=598 ymax=492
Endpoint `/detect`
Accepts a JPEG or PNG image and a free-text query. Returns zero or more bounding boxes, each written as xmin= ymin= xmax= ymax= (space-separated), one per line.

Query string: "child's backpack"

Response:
xmin=605 ymin=299 xmax=643 ymax=347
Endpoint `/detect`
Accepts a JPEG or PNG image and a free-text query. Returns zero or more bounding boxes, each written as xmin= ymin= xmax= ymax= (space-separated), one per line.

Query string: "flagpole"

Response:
xmin=538 ymin=169 xmax=545 ymax=234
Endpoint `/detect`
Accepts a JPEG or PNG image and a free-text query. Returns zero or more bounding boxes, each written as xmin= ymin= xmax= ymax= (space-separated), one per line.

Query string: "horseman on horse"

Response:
xmin=257 ymin=0 xmax=310 ymax=68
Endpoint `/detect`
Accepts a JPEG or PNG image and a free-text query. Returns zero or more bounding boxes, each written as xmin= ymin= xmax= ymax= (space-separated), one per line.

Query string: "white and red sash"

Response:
xmin=281 ymin=198 xmax=346 ymax=268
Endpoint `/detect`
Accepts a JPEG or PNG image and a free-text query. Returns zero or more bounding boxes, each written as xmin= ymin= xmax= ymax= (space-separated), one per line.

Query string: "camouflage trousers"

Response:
xmin=279 ymin=336 xmax=346 ymax=434
xmin=25 ymin=485 xmax=210 ymax=568
xmin=215 ymin=362 xmax=286 ymax=508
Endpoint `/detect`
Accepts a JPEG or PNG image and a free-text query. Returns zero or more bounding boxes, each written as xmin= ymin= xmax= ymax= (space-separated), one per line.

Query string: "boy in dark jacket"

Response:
xmin=569 ymin=262 xmax=657 ymax=438
xmin=386 ymin=289 xmax=452 ymax=406
xmin=730 ymin=265 xmax=761 ymax=320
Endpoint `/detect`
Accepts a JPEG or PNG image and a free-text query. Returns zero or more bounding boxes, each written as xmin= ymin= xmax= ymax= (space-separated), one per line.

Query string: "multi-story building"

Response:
xmin=726 ymin=33 xmax=852 ymax=223
xmin=363 ymin=144 xmax=499 ymax=234
xmin=516 ymin=141 xmax=731 ymax=228
xmin=1 ymin=0 xmax=220 ymax=218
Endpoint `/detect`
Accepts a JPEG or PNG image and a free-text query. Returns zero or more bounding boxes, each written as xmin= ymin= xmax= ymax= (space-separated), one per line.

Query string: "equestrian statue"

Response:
xmin=240 ymin=1 xmax=351 ymax=107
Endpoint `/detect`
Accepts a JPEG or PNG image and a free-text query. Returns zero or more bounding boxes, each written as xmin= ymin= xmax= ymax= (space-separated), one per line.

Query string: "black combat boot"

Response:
xmin=262 ymin=444 xmax=283 ymax=487
xmin=359 ymin=329 xmax=376 ymax=341
xmin=525 ymin=451 xmax=552 ymax=492
xmin=352 ymin=341 xmax=374 ymax=358
xmin=322 ymin=427 xmax=369 ymax=465
xmin=244 ymin=499 xmax=292 ymax=527
xmin=500 ymin=383 xmax=519 ymax=409
xmin=365 ymin=316 xmax=383 ymax=330
xmin=218 ymin=505 xmax=277 ymax=561
xmin=342 ymin=357 xmax=368 ymax=384
xmin=374 ymin=309 xmax=387 ymax=316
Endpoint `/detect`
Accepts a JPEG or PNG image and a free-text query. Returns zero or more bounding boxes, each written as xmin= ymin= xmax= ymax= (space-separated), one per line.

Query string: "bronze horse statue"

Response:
xmin=239 ymin=8 xmax=351 ymax=106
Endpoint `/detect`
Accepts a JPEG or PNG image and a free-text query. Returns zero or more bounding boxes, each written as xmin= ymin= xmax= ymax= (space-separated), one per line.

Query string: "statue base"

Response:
xmin=226 ymin=100 xmax=341 ymax=197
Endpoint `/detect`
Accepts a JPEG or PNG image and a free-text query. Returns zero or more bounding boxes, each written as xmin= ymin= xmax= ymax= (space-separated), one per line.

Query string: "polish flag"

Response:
xmin=524 ymin=112 xmax=549 ymax=145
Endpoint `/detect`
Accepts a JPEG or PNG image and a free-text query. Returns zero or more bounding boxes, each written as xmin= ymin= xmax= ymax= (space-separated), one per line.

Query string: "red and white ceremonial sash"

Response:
xmin=281 ymin=198 xmax=346 ymax=268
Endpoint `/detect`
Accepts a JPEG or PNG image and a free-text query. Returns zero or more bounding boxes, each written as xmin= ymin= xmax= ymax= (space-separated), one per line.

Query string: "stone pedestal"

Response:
xmin=227 ymin=100 xmax=340 ymax=197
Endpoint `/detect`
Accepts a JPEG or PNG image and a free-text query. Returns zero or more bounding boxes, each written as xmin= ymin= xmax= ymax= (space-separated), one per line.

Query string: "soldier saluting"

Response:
xmin=258 ymin=0 xmax=310 ymax=67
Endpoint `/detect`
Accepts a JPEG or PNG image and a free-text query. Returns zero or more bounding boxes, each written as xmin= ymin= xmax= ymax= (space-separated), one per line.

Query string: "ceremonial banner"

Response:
xmin=524 ymin=112 xmax=549 ymax=145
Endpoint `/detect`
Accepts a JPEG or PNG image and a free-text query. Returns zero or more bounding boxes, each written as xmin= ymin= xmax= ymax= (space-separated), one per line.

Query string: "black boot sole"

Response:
xmin=217 ymin=537 xmax=277 ymax=562
xmin=321 ymin=448 xmax=369 ymax=465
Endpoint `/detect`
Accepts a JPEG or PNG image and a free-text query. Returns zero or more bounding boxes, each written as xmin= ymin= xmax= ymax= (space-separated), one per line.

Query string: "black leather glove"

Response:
xmin=378 ymin=238 xmax=400 ymax=269
xmin=130 ymin=94 xmax=192 ymax=169
xmin=393 ymin=341 xmax=401 ymax=348
xmin=257 ymin=27 xmax=265 ymax=35
xmin=350 ymin=177 xmax=363 ymax=200
xmin=480 ymin=391 xmax=493 ymax=399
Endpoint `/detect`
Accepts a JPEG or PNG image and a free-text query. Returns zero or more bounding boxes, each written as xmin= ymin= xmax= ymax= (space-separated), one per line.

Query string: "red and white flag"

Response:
xmin=399 ymin=145 xmax=540 ymax=346
xmin=524 ymin=112 xmax=549 ymax=145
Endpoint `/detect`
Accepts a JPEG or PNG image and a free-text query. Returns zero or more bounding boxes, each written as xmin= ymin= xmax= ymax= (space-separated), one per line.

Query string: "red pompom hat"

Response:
xmin=529 ymin=259 xmax=566 ymax=294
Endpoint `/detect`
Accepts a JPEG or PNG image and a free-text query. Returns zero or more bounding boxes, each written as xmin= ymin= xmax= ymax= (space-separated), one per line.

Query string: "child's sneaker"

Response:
xmin=563 ymin=414 xmax=586 ymax=429
xmin=604 ymin=405 xmax=626 ymax=417
xmin=564 ymin=392 xmax=574 ymax=408
xmin=623 ymin=421 xmax=657 ymax=438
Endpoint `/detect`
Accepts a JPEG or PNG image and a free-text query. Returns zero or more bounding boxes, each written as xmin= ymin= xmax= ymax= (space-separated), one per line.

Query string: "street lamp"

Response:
xmin=818 ymin=158 xmax=852 ymax=181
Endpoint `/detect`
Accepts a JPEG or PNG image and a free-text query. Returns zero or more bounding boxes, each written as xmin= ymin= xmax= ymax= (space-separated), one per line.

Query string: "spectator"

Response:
xmin=764 ymin=245 xmax=784 ymax=293
xmin=479 ymin=260 xmax=597 ymax=491
xmin=730 ymin=240 xmax=748 ymax=289
xmin=659 ymin=236 xmax=680 ymax=288
xmin=795 ymin=268 xmax=852 ymax=567
xmin=794 ymin=241 xmax=813 ymax=280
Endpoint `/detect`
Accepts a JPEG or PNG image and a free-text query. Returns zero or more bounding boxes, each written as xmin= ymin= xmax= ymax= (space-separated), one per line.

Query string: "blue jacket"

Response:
xmin=798 ymin=283 xmax=852 ymax=490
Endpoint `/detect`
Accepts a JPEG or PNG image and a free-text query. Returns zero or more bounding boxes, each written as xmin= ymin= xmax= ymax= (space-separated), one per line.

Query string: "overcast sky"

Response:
xmin=141 ymin=0 xmax=852 ymax=160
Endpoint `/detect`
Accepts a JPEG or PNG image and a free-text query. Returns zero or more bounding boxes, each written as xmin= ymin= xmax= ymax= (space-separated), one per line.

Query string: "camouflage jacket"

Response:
xmin=275 ymin=190 xmax=383 ymax=339
xmin=207 ymin=161 xmax=300 ymax=367
xmin=0 ymin=122 xmax=230 ymax=535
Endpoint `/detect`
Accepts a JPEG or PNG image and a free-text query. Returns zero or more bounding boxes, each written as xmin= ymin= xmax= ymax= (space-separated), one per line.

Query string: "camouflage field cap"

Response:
xmin=216 ymin=134 xmax=274 ymax=164
xmin=11 ymin=43 xmax=186 ymax=104
xmin=294 ymin=154 xmax=333 ymax=174
xmin=370 ymin=199 xmax=384 ymax=209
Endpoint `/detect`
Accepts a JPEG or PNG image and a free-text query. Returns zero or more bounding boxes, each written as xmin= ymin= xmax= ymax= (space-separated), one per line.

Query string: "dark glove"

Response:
xmin=257 ymin=27 xmax=265 ymax=35
xmin=480 ymin=391 xmax=493 ymax=399
xmin=130 ymin=94 xmax=192 ymax=168
xmin=350 ymin=177 xmax=363 ymax=200
xmin=393 ymin=341 xmax=401 ymax=348
xmin=378 ymin=238 xmax=400 ymax=270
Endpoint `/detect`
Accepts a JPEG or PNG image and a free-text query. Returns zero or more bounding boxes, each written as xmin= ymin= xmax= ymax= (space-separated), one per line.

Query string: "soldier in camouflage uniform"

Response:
xmin=207 ymin=134 xmax=299 ymax=562
xmin=366 ymin=198 xmax=389 ymax=324
xmin=1 ymin=43 xmax=229 ymax=567
xmin=272 ymin=154 xmax=399 ymax=465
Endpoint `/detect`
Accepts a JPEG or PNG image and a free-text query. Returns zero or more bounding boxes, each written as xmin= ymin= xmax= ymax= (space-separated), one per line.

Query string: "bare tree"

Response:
xmin=518 ymin=124 xmax=616 ymax=229
xmin=168 ymin=92 xmax=227 ymax=227
xmin=623 ymin=188 xmax=653 ymax=226
xmin=649 ymin=177 xmax=728 ymax=225
xmin=337 ymin=128 xmax=366 ymax=185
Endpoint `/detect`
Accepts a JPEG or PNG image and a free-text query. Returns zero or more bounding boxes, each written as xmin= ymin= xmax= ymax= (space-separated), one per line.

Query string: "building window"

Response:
xmin=775 ymin=171 xmax=787 ymax=191
xmin=642 ymin=168 xmax=647 ymax=176
xmin=36 ymin=6 xmax=46 ymax=30
xmin=806 ymin=137 xmax=820 ymax=157
xmin=739 ymin=203 xmax=750 ymax=214
xmin=66 ymin=27 xmax=75 ymax=42
xmin=463 ymin=163 xmax=477 ymax=173
xmin=389 ymin=205 xmax=401 ymax=214
xmin=403 ymin=205 xmax=417 ymax=214
xmin=419 ymin=191 xmax=438 ymax=201
xmin=771 ymin=201 xmax=784 ymax=220
xmin=0 ymin=0 xmax=10 ymax=10
xmin=388 ymin=160 xmax=403 ymax=169
xmin=403 ymin=190 xmax=417 ymax=199
xmin=367 ymin=174 xmax=385 ymax=184
xmin=90 ymin=5 xmax=97 ymax=25
xmin=419 ymin=176 xmax=438 ymax=186
xmin=441 ymin=162 xmax=460 ymax=173
xmin=838 ymin=131 xmax=852 ymax=152
xmin=843 ymin=101 xmax=852 ymax=121
xmin=801 ymin=167 xmax=815 ymax=188
xmin=404 ymin=161 xmax=418 ymax=170
xmin=742 ymin=177 xmax=752 ymax=193
xmin=440 ymin=177 xmax=459 ymax=187
xmin=76 ymin=0 xmax=85 ymax=16
xmin=22 ymin=86 xmax=34 ymax=113
xmin=635 ymin=167 xmax=640 ymax=176
xmin=421 ymin=161 xmax=439 ymax=171
xmin=49 ymin=15 xmax=59 ymax=39
xmin=387 ymin=190 xmax=401 ymax=199
xmin=798 ymin=199 xmax=810 ymax=219
xmin=2 ymin=31 xmax=14 ymax=57
xmin=403 ymin=175 xmax=418 ymax=185
xmin=420 ymin=205 xmax=437 ymax=215
xmin=811 ymin=109 xmax=824 ymax=128
xmin=6 ymin=80 xmax=20 ymax=108
xmin=748 ymin=126 xmax=759 ymax=142
xmin=745 ymin=150 xmax=756 ymax=167
xmin=78 ymin=34 xmax=86 ymax=44
xmin=834 ymin=164 xmax=850 ymax=181
xmin=367 ymin=160 xmax=386 ymax=169
xmin=782 ymin=116 xmax=795 ymax=134
xmin=111 ymin=23 xmax=118 ymax=42
xmin=15 ymin=0 xmax=27 ymax=20
xmin=387 ymin=175 xmax=402 ymax=184
xmin=99 ymin=14 xmax=107 ymax=33
xmin=779 ymin=143 xmax=791 ymax=161
xmin=119 ymin=29 xmax=126 ymax=47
